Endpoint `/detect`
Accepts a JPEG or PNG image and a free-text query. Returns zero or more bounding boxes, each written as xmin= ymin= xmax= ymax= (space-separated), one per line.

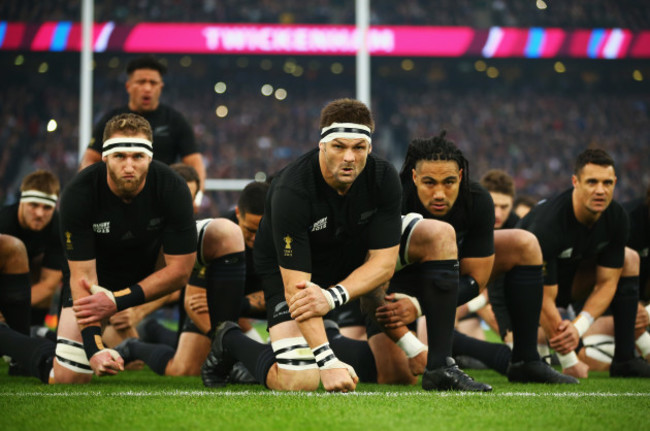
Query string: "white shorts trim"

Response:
xmin=395 ymin=213 xmax=424 ymax=272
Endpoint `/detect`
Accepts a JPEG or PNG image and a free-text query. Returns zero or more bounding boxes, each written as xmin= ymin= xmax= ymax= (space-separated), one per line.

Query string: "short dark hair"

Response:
xmin=480 ymin=169 xmax=515 ymax=198
xmin=170 ymin=163 xmax=200 ymax=191
xmin=514 ymin=195 xmax=537 ymax=211
xmin=399 ymin=130 xmax=470 ymax=200
xmin=126 ymin=55 xmax=167 ymax=76
xmin=319 ymin=98 xmax=374 ymax=132
xmin=238 ymin=181 xmax=270 ymax=216
xmin=574 ymin=148 xmax=615 ymax=176
xmin=103 ymin=113 xmax=153 ymax=143
xmin=20 ymin=170 xmax=60 ymax=196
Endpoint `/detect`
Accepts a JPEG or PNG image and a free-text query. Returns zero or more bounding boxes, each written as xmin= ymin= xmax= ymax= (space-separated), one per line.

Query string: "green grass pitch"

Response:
xmin=2 ymin=361 xmax=649 ymax=431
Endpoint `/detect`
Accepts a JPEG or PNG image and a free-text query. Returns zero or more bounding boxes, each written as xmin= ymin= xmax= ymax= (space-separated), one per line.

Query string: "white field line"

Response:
xmin=1 ymin=390 xmax=649 ymax=398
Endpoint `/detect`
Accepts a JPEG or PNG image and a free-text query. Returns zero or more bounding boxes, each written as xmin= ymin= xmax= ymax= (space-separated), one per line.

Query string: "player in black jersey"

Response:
xmin=377 ymin=132 xmax=575 ymax=384
xmin=115 ymin=170 xmax=260 ymax=380
xmin=519 ymin=149 xmax=650 ymax=378
xmin=0 ymin=170 xmax=63 ymax=328
xmin=200 ymin=99 xmax=401 ymax=392
xmin=80 ymin=56 xmax=206 ymax=212
xmin=50 ymin=113 xmax=197 ymax=383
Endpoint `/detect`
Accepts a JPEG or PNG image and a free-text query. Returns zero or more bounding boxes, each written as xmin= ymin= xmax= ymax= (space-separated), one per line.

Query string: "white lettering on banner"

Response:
xmin=201 ymin=26 xmax=395 ymax=54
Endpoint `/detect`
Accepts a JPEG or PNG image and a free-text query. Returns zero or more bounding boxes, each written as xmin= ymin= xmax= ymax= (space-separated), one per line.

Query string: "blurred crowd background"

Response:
xmin=1 ymin=1 xmax=649 ymax=217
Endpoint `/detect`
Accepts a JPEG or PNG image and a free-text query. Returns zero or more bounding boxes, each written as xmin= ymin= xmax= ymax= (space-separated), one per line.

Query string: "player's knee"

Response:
xmin=0 ymin=234 xmax=29 ymax=270
xmin=53 ymin=337 xmax=94 ymax=384
xmin=202 ymin=218 xmax=245 ymax=260
xmin=270 ymin=336 xmax=320 ymax=391
xmin=622 ymin=247 xmax=640 ymax=276
xmin=414 ymin=219 xmax=457 ymax=260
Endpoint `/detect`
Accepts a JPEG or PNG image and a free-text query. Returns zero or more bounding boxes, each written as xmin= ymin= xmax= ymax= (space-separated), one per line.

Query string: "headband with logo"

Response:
xmin=320 ymin=122 xmax=372 ymax=144
xmin=102 ymin=137 xmax=153 ymax=158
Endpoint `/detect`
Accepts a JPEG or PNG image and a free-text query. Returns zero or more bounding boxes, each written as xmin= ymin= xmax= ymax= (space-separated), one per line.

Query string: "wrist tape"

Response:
xmin=312 ymin=342 xmax=338 ymax=369
xmin=572 ymin=311 xmax=594 ymax=337
xmin=80 ymin=326 xmax=104 ymax=360
xmin=392 ymin=293 xmax=423 ymax=317
xmin=90 ymin=283 xmax=145 ymax=311
xmin=322 ymin=284 xmax=350 ymax=310
xmin=396 ymin=331 xmax=427 ymax=358
xmin=466 ymin=294 xmax=488 ymax=313
xmin=635 ymin=332 xmax=650 ymax=357
xmin=557 ymin=351 xmax=579 ymax=369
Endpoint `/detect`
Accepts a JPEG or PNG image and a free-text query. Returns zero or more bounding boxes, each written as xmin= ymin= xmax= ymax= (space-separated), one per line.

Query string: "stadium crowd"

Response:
xmin=1 ymin=54 xmax=648 ymax=216
xmin=2 ymin=0 xmax=650 ymax=29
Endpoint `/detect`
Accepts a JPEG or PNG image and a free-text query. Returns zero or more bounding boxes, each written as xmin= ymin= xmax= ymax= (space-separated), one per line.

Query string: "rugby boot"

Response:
xmin=610 ymin=357 xmax=650 ymax=378
xmin=422 ymin=357 xmax=492 ymax=392
xmin=228 ymin=361 xmax=258 ymax=384
xmin=507 ymin=360 xmax=578 ymax=384
xmin=201 ymin=321 xmax=239 ymax=388
xmin=113 ymin=338 xmax=137 ymax=364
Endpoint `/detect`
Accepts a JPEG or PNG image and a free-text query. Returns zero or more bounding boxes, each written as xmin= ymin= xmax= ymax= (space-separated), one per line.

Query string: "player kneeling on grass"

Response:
xmin=52 ymin=113 xmax=196 ymax=383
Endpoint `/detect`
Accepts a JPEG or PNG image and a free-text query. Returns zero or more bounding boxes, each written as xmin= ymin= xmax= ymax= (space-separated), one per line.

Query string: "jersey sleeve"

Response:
xmin=367 ymin=164 xmax=402 ymax=250
xmin=270 ymin=186 xmax=312 ymax=273
xmin=161 ymin=173 xmax=198 ymax=255
xmin=59 ymin=179 xmax=96 ymax=261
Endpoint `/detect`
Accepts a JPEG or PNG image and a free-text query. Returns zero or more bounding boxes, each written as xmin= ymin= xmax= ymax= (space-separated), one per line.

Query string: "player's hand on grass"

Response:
xmin=563 ymin=359 xmax=589 ymax=379
xmin=73 ymin=280 xmax=118 ymax=325
xmin=89 ymin=349 xmax=124 ymax=377
xmin=375 ymin=294 xmax=418 ymax=328
xmin=549 ymin=319 xmax=580 ymax=354
xmin=320 ymin=363 xmax=358 ymax=393
xmin=288 ymin=281 xmax=330 ymax=321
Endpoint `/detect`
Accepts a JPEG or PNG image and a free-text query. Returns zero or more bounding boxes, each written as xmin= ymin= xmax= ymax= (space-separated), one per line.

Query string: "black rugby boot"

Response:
xmin=422 ymin=357 xmax=492 ymax=392
xmin=610 ymin=357 xmax=650 ymax=378
xmin=201 ymin=321 xmax=239 ymax=388
xmin=507 ymin=360 xmax=578 ymax=384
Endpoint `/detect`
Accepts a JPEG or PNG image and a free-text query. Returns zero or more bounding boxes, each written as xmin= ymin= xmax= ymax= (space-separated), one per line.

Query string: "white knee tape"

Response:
xmin=583 ymin=334 xmax=615 ymax=364
xmin=272 ymin=337 xmax=317 ymax=371
xmin=55 ymin=337 xmax=93 ymax=374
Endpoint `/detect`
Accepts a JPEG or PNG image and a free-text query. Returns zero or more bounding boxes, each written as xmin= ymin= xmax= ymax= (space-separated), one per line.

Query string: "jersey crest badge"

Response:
xmin=283 ymin=235 xmax=293 ymax=257
xmin=310 ymin=217 xmax=327 ymax=232
xmin=93 ymin=221 xmax=110 ymax=234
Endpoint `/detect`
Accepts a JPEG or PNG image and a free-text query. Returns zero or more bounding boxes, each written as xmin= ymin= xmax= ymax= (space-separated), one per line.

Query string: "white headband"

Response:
xmin=102 ymin=137 xmax=153 ymax=158
xmin=320 ymin=122 xmax=372 ymax=144
xmin=20 ymin=190 xmax=57 ymax=207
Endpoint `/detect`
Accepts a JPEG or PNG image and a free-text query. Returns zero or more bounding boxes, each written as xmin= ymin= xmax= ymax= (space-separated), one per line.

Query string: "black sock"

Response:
xmin=0 ymin=324 xmax=54 ymax=383
xmin=612 ymin=276 xmax=639 ymax=362
xmin=504 ymin=265 xmax=542 ymax=363
xmin=128 ymin=340 xmax=175 ymax=375
xmin=140 ymin=319 xmax=178 ymax=347
xmin=452 ymin=330 xmax=511 ymax=375
xmin=223 ymin=328 xmax=273 ymax=387
xmin=325 ymin=326 xmax=377 ymax=383
xmin=0 ymin=273 xmax=31 ymax=335
xmin=418 ymin=260 xmax=459 ymax=369
xmin=205 ymin=252 xmax=245 ymax=334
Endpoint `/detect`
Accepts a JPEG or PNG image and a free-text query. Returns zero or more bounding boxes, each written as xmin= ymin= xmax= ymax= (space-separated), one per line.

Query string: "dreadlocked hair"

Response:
xmin=399 ymin=131 xmax=471 ymax=199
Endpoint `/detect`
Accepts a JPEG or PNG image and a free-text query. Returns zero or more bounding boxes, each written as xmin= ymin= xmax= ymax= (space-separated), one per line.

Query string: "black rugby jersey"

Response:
xmin=87 ymin=104 xmax=197 ymax=165
xmin=501 ymin=211 xmax=520 ymax=229
xmin=0 ymin=203 xmax=63 ymax=270
xmin=59 ymin=160 xmax=197 ymax=290
xmin=518 ymin=188 xmax=628 ymax=286
xmin=254 ymin=149 xmax=402 ymax=288
xmin=402 ymin=180 xmax=495 ymax=259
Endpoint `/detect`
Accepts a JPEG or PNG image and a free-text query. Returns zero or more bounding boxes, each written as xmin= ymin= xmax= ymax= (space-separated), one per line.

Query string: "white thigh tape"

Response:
xmin=272 ymin=337 xmax=317 ymax=371
xmin=55 ymin=337 xmax=93 ymax=374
